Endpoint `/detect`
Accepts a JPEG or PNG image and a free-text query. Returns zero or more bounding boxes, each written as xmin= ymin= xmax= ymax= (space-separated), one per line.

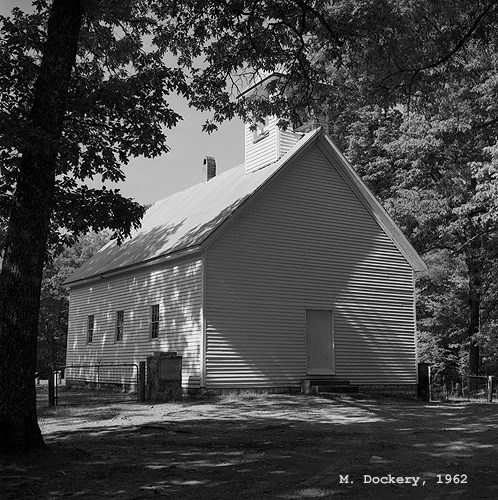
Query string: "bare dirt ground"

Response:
xmin=2 ymin=391 xmax=497 ymax=499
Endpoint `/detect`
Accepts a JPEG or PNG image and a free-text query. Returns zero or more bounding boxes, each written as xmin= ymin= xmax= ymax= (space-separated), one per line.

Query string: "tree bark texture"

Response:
xmin=0 ymin=0 xmax=84 ymax=453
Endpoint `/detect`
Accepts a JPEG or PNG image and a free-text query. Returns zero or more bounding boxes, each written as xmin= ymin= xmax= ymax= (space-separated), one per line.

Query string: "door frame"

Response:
xmin=305 ymin=308 xmax=335 ymax=375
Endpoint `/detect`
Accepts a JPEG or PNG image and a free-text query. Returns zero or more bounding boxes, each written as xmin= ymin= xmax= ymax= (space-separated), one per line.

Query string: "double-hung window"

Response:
xmin=150 ymin=304 xmax=159 ymax=340
xmin=87 ymin=315 xmax=94 ymax=344
xmin=115 ymin=310 xmax=124 ymax=342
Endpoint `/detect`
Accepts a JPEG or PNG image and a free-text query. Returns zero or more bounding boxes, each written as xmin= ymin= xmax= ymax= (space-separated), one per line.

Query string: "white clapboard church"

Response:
xmin=64 ymin=76 xmax=426 ymax=394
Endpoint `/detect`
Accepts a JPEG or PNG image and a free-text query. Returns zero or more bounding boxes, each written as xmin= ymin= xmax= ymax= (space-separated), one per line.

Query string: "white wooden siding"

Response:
xmin=245 ymin=117 xmax=302 ymax=174
xmin=205 ymin=144 xmax=416 ymax=388
xmin=66 ymin=256 xmax=203 ymax=389
xmin=279 ymin=128 xmax=301 ymax=157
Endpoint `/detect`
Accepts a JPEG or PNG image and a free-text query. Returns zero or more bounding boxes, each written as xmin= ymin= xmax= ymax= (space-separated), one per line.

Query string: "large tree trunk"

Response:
xmin=0 ymin=0 xmax=84 ymax=454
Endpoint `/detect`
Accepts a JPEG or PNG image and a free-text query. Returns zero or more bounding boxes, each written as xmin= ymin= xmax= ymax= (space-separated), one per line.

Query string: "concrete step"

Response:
xmin=307 ymin=378 xmax=352 ymax=386
xmin=313 ymin=384 xmax=359 ymax=394
xmin=302 ymin=377 xmax=360 ymax=395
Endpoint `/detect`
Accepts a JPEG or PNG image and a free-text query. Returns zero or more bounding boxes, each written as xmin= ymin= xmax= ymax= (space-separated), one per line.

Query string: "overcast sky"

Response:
xmin=1 ymin=1 xmax=245 ymax=205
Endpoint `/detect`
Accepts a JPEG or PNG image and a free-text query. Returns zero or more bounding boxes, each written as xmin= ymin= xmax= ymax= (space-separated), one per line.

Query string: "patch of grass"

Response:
xmin=37 ymin=405 xmax=76 ymax=419
xmin=218 ymin=390 xmax=271 ymax=404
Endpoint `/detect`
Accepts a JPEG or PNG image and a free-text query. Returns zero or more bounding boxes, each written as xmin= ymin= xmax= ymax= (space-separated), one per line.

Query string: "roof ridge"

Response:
xmin=149 ymin=162 xmax=246 ymax=207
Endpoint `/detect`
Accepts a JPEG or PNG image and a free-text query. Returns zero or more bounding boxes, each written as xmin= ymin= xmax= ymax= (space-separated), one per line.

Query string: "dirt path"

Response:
xmin=2 ymin=393 xmax=497 ymax=499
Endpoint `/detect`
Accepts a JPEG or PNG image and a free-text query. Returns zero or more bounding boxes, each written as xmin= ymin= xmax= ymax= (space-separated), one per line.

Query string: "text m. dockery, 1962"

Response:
xmin=339 ymin=474 xmax=468 ymax=486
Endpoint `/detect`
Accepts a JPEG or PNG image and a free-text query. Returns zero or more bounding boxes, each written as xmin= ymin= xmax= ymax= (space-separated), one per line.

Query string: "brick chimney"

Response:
xmin=203 ymin=156 xmax=216 ymax=181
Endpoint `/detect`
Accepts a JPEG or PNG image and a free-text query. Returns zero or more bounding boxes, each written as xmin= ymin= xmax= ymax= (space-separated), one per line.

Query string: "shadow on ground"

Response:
xmin=2 ymin=393 xmax=498 ymax=499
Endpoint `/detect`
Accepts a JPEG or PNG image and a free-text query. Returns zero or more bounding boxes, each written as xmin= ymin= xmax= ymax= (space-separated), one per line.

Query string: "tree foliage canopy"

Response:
xmin=3 ymin=1 xmax=498 ymax=247
xmin=0 ymin=3 xmax=189 ymax=251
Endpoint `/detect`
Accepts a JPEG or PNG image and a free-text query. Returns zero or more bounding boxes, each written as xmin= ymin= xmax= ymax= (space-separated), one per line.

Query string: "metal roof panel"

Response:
xmin=64 ymin=131 xmax=319 ymax=285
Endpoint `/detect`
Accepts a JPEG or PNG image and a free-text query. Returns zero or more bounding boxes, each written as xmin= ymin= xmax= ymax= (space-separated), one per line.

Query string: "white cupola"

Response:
xmin=241 ymin=74 xmax=329 ymax=175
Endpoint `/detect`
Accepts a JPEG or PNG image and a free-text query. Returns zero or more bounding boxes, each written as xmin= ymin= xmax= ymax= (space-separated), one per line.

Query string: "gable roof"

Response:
xmin=65 ymin=129 xmax=426 ymax=286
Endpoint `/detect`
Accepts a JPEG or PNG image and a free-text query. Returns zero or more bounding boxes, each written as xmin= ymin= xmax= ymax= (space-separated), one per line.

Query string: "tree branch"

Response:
xmin=380 ymin=0 xmax=498 ymax=90
xmin=450 ymin=225 xmax=498 ymax=256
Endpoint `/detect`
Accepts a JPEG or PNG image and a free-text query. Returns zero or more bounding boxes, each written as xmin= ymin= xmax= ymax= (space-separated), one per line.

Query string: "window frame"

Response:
xmin=115 ymin=310 xmax=124 ymax=342
xmin=149 ymin=304 xmax=160 ymax=341
xmin=252 ymin=117 xmax=270 ymax=143
xmin=87 ymin=314 xmax=94 ymax=344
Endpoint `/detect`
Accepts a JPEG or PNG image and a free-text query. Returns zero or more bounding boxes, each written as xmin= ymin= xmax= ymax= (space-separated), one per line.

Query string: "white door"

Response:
xmin=306 ymin=309 xmax=335 ymax=375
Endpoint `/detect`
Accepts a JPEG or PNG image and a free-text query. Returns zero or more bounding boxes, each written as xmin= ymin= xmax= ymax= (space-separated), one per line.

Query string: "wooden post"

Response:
xmin=487 ymin=376 xmax=493 ymax=403
xmin=302 ymin=380 xmax=312 ymax=395
xmin=138 ymin=361 xmax=146 ymax=401
xmin=48 ymin=367 xmax=55 ymax=407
